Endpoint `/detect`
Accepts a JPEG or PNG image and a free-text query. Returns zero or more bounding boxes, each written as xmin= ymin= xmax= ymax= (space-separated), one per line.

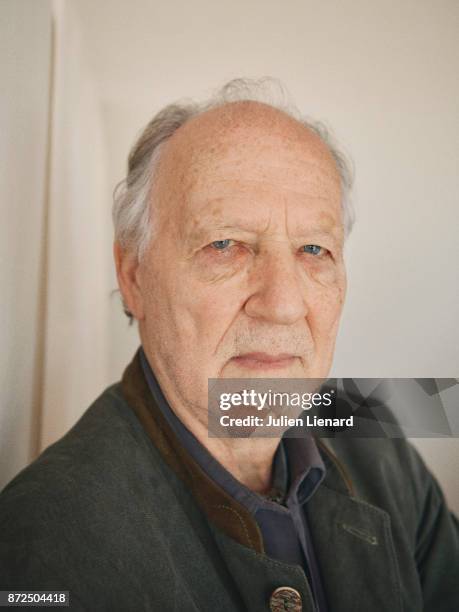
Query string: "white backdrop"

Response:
xmin=40 ymin=0 xmax=112 ymax=450
xmin=1 ymin=0 xmax=51 ymax=488
xmin=1 ymin=0 xmax=458 ymax=512
xmin=0 ymin=0 xmax=113 ymax=485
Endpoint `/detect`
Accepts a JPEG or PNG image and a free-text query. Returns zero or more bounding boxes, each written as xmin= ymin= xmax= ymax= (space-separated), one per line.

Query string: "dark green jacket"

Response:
xmin=1 ymin=350 xmax=458 ymax=611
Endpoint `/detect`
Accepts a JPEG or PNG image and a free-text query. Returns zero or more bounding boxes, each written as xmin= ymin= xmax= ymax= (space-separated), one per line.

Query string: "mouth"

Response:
xmin=230 ymin=352 xmax=298 ymax=371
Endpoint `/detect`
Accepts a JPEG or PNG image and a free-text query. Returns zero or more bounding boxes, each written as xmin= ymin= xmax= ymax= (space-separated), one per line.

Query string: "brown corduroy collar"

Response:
xmin=120 ymin=348 xmax=265 ymax=552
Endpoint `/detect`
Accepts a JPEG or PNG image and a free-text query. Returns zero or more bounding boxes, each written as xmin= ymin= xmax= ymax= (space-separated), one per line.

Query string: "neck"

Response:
xmin=171 ymin=392 xmax=280 ymax=492
xmin=193 ymin=428 xmax=280 ymax=493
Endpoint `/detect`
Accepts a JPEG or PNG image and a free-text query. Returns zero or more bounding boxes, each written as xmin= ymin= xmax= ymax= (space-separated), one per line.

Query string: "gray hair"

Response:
xmin=113 ymin=77 xmax=355 ymax=265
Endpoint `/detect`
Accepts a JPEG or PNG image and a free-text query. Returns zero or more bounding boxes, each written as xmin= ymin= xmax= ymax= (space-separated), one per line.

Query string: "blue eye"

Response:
xmin=301 ymin=245 xmax=323 ymax=256
xmin=211 ymin=239 xmax=232 ymax=250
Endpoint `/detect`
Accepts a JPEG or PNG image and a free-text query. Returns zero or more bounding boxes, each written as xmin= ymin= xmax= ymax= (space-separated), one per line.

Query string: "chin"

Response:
xmin=221 ymin=359 xmax=303 ymax=379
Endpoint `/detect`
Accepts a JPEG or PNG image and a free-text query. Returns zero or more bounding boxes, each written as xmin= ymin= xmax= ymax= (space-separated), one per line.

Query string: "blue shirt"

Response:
xmin=140 ymin=348 xmax=328 ymax=611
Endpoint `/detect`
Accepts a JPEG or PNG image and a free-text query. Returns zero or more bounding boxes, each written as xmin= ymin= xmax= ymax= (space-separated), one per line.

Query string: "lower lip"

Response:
xmin=231 ymin=356 xmax=297 ymax=371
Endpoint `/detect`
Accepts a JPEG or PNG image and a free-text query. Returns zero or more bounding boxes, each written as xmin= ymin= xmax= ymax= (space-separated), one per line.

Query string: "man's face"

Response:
xmin=135 ymin=102 xmax=346 ymax=417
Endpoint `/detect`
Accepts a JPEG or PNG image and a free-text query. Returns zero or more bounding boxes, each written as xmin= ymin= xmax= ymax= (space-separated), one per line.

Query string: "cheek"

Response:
xmin=306 ymin=277 xmax=346 ymax=339
xmin=185 ymin=283 xmax=245 ymax=346
xmin=306 ymin=257 xmax=342 ymax=287
xmin=155 ymin=267 xmax=246 ymax=353
xmin=191 ymin=246 xmax=249 ymax=284
xmin=140 ymin=261 xmax=190 ymax=349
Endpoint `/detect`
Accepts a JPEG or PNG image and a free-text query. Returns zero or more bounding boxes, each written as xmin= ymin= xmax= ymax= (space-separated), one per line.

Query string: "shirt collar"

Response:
xmin=140 ymin=347 xmax=325 ymax=514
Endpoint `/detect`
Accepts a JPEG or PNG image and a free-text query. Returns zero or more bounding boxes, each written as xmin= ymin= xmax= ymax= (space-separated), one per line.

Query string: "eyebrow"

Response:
xmin=187 ymin=220 xmax=343 ymax=246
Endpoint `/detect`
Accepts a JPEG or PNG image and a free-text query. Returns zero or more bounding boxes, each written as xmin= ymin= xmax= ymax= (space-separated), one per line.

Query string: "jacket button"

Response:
xmin=269 ymin=586 xmax=302 ymax=611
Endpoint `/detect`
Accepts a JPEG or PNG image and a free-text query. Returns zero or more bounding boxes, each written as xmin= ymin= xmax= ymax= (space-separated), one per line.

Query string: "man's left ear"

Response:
xmin=113 ymin=242 xmax=145 ymax=321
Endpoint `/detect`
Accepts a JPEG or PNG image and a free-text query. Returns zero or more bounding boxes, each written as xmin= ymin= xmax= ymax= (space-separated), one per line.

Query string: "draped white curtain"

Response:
xmin=1 ymin=0 xmax=52 ymax=489
xmin=40 ymin=0 xmax=112 ymax=450
xmin=0 ymin=0 xmax=112 ymax=488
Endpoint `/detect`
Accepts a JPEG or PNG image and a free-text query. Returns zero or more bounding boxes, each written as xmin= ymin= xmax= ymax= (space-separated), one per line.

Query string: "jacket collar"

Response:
xmin=121 ymin=348 xmax=264 ymax=552
xmin=120 ymin=348 xmax=356 ymax=552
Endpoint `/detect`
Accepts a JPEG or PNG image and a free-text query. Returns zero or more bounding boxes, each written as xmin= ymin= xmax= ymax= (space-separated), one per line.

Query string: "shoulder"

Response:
xmin=324 ymin=437 xmax=435 ymax=507
xmin=0 ymin=383 xmax=168 ymax=589
xmin=323 ymin=437 xmax=459 ymax=553
xmin=321 ymin=437 xmax=459 ymax=607
xmin=1 ymin=383 xmax=156 ymax=507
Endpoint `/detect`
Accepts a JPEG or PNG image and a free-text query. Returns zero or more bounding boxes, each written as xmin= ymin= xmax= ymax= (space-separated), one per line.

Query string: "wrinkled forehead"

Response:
xmin=153 ymin=101 xmax=342 ymax=221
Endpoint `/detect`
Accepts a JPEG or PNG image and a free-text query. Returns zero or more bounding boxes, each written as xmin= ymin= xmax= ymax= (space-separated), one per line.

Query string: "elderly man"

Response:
xmin=1 ymin=80 xmax=458 ymax=611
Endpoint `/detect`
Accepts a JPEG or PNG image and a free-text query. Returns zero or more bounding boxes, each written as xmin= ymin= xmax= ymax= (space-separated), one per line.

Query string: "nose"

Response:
xmin=244 ymin=248 xmax=308 ymax=325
